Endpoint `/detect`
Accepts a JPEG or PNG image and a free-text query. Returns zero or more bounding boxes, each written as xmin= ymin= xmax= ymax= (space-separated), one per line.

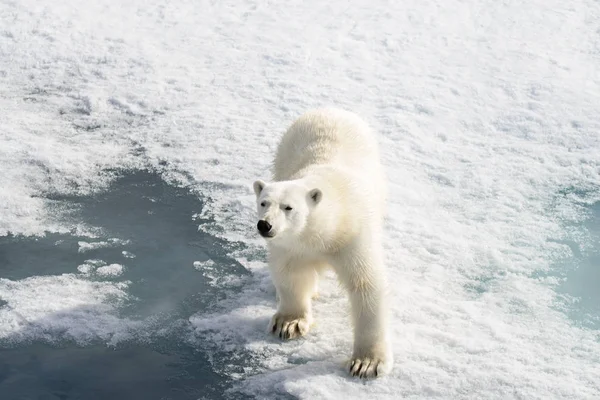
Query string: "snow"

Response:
xmin=96 ymin=263 xmax=125 ymax=277
xmin=193 ymin=259 xmax=242 ymax=287
xmin=77 ymin=263 xmax=95 ymax=274
xmin=1 ymin=0 xmax=600 ymax=398
xmin=122 ymin=250 xmax=136 ymax=259
xmin=78 ymin=239 xmax=130 ymax=253
xmin=0 ymin=274 xmax=140 ymax=345
xmin=193 ymin=260 xmax=216 ymax=271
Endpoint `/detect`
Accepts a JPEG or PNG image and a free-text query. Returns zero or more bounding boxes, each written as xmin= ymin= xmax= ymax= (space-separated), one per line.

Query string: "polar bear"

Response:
xmin=252 ymin=108 xmax=392 ymax=378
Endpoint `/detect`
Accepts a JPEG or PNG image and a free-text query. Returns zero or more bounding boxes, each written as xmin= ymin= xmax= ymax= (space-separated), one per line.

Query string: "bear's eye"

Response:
xmin=284 ymin=206 xmax=293 ymax=211
xmin=260 ymin=202 xmax=266 ymax=207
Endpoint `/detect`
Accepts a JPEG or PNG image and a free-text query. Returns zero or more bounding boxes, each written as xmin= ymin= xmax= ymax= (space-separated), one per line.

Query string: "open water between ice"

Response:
xmin=0 ymin=170 xmax=255 ymax=400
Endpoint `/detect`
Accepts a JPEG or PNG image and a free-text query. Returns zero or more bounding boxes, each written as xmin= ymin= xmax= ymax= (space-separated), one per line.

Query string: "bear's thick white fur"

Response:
xmin=253 ymin=108 xmax=392 ymax=379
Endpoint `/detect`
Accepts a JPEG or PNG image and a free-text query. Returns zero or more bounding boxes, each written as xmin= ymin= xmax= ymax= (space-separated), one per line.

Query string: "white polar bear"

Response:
xmin=253 ymin=108 xmax=393 ymax=379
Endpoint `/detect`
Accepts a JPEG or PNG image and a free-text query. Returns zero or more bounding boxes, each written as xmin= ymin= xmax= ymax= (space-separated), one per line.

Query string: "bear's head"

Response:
xmin=252 ymin=179 xmax=322 ymax=245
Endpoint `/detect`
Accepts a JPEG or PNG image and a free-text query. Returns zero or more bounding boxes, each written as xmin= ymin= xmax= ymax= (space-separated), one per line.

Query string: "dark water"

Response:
xmin=0 ymin=170 xmax=252 ymax=400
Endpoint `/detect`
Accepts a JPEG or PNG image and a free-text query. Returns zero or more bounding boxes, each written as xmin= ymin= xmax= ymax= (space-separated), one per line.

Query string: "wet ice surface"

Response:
xmin=0 ymin=171 xmax=251 ymax=400
xmin=555 ymin=200 xmax=600 ymax=330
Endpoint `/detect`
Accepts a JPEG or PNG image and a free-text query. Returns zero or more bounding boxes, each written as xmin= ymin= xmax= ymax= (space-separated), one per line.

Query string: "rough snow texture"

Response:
xmin=96 ymin=264 xmax=125 ymax=277
xmin=78 ymin=239 xmax=130 ymax=253
xmin=1 ymin=0 xmax=599 ymax=399
xmin=0 ymin=275 xmax=140 ymax=345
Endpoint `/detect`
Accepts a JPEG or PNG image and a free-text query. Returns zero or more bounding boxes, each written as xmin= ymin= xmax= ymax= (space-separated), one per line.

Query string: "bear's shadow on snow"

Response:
xmin=0 ymin=169 xmax=260 ymax=400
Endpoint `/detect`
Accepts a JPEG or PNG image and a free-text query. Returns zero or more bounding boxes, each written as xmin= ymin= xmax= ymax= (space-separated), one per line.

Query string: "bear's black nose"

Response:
xmin=257 ymin=220 xmax=272 ymax=234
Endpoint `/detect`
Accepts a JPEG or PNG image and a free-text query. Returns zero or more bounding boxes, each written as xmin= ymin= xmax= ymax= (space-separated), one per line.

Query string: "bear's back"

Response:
xmin=273 ymin=108 xmax=381 ymax=182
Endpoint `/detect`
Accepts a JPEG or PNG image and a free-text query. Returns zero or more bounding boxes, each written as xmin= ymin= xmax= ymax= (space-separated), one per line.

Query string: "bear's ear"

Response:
xmin=253 ymin=180 xmax=266 ymax=196
xmin=309 ymin=188 xmax=322 ymax=204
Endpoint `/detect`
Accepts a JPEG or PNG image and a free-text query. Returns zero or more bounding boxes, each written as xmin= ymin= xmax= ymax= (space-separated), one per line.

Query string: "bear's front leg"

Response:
xmin=333 ymin=246 xmax=393 ymax=379
xmin=267 ymin=254 xmax=317 ymax=340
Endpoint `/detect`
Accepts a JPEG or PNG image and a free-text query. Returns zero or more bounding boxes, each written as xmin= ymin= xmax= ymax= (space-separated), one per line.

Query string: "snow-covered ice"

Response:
xmin=0 ymin=0 xmax=599 ymax=398
xmin=122 ymin=250 xmax=136 ymax=259
xmin=76 ymin=259 xmax=106 ymax=274
xmin=193 ymin=260 xmax=216 ymax=271
xmin=96 ymin=263 xmax=125 ymax=277
xmin=0 ymin=274 xmax=138 ymax=345
xmin=78 ymin=239 xmax=129 ymax=253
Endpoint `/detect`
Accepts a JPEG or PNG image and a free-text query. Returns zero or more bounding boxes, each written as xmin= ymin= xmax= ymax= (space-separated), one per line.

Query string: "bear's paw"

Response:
xmin=268 ymin=312 xmax=311 ymax=340
xmin=347 ymin=355 xmax=392 ymax=379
